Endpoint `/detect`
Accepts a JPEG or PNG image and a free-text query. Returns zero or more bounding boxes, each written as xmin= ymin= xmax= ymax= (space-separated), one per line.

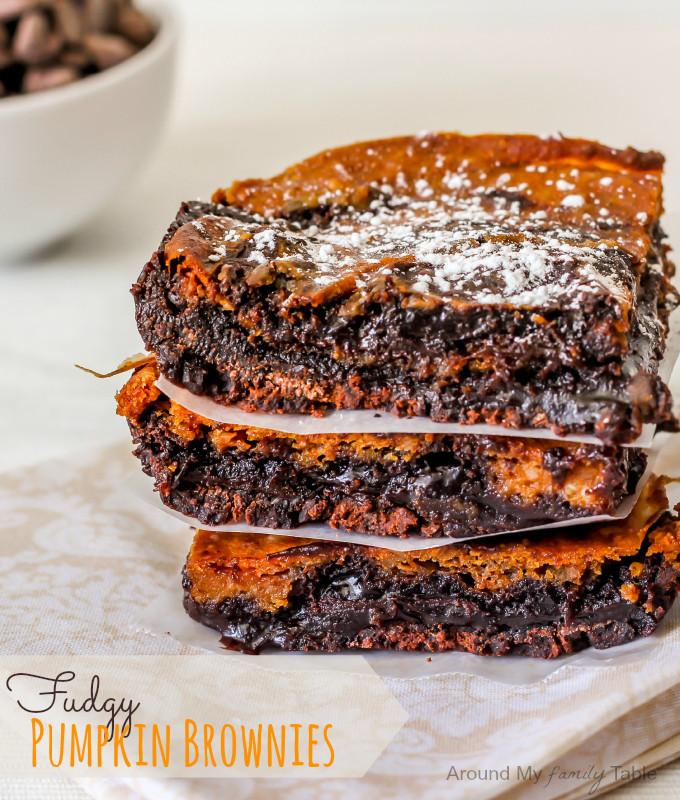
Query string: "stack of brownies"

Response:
xmin=117 ymin=133 xmax=680 ymax=658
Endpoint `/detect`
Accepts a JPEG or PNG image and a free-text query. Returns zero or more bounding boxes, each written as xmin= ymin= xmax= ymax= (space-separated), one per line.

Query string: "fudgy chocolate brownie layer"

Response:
xmin=133 ymin=133 xmax=677 ymax=442
xmin=182 ymin=477 xmax=680 ymax=657
xmin=135 ymin=229 xmax=675 ymax=442
xmin=119 ymin=365 xmax=647 ymax=538
xmin=183 ymin=557 xmax=675 ymax=657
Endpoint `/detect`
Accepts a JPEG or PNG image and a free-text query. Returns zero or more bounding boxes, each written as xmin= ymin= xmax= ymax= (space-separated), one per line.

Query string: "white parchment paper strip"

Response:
xmin=156 ymin=375 xmax=660 ymax=446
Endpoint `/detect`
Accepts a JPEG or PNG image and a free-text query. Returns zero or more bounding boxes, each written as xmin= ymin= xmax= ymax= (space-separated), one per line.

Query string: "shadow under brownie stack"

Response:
xmin=118 ymin=132 xmax=680 ymax=658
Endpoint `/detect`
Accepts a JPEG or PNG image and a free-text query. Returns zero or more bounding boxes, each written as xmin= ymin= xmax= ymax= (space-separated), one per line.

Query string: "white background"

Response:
xmin=1 ymin=3 xmax=680 ymax=796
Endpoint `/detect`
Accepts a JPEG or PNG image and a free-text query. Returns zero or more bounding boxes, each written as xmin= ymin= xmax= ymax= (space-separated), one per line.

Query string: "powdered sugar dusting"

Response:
xmin=196 ymin=188 xmax=635 ymax=310
xmin=561 ymin=194 xmax=585 ymax=208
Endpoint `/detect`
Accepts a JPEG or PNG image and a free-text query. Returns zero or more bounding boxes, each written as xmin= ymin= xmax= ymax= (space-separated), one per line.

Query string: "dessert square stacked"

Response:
xmin=181 ymin=477 xmax=680 ymax=657
xmin=119 ymin=133 xmax=680 ymax=657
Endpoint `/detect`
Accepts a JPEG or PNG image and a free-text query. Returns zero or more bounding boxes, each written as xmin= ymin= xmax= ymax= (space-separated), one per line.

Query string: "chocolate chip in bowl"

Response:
xmin=0 ymin=1 xmax=177 ymax=260
xmin=0 ymin=0 xmax=157 ymax=97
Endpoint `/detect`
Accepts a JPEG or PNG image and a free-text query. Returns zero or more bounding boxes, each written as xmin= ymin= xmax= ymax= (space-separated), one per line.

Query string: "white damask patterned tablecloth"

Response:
xmin=0 ymin=440 xmax=680 ymax=800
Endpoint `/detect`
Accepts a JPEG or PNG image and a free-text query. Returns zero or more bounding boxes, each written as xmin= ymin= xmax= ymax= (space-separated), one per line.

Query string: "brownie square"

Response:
xmin=182 ymin=475 xmax=680 ymax=657
xmin=118 ymin=363 xmax=647 ymax=539
xmin=133 ymin=133 xmax=677 ymax=443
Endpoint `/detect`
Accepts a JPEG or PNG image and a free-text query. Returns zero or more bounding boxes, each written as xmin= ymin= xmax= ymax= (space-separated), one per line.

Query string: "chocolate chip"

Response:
xmin=22 ymin=63 xmax=79 ymax=92
xmin=82 ymin=31 xmax=135 ymax=69
xmin=113 ymin=3 xmax=155 ymax=46
xmin=53 ymin=0 xmax=85 ymax=45
xmin=84 ymin=0 xmax=116 ymax=32
xmin=0 ymin=23 xmax=11 ymax=67
xmin=58 ymin=44 xmax=90 ymax=69
xmin=12 ymin=10 xmax=63 ymax=65
xmin=1 ymin=0 xmax=155 ymax=96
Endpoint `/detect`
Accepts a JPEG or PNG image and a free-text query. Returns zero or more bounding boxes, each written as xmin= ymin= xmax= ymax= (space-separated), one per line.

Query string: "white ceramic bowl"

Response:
xmin=0 ymin=3 xmax=177 ymax=261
